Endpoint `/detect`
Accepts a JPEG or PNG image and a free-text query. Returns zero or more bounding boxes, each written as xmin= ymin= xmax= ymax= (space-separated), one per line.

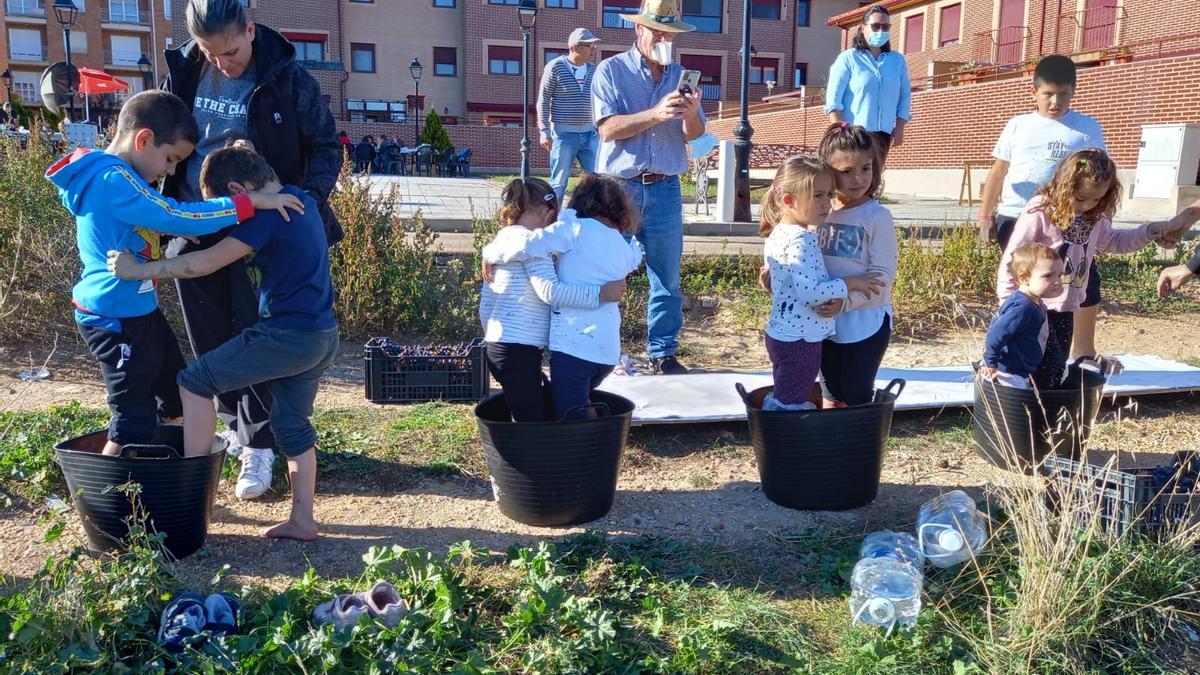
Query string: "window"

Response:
xmin=793 ymin=62 xmax=807 ymax=87
xmin=7 ymin=28 xmax=44 ymax=61
xmin=293 ymin=40 xmax=325 ymax=62
xmin=351 ymin=43 xmax=376 ymax=72
xmin=751 ymin=0 xmax=780 ymax=20
xmin=109 ymin=35 xmax=143 ymax=65
xmin=683 ymin=0 xmax=722 ymax=32
xmin=488 ymin=0 xmax=519 ymax=4
xmin=12 ymin=71 xmax=38 ymax=104
xmin=434 ymin=46 xmax=457 ymax=76
xmin=749 ymin=57 xmax=777 ymax=84
xmin=903 ymin=13 xmax=925 ymax=53
xmin=164 ymin=0 xmax=171 ymax=19
xmin=601 ymin=49 xmax=624 ymax=60
xmin=546 ymin=0 xmax=577 ymax=6
xmin=488 ymin=45 xmax=522 ymax=76
xmin=434 ymin=0 xmax=455 ymax=5
xmin=544 ymin=48 xmax=569 ymax=65
xmin=938 ymin=3 xmax=962 ymax=47
xmin=795 ymin=0 xmax=810 ymax=26
xmin=109 ymin=0 xmax=141 ymax=23
xmin=680 ymin=53 xmax=722 ymax=99
xmin=70 ymin=31 xmax=87 ymax=54
xmin=602 ymin=0 xmax=639 ymax=28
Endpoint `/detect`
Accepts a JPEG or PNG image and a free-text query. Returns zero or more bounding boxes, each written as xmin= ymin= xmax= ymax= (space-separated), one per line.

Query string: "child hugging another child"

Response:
xmin=998 ymin=148 xmax=1200 ymax=389
xmin=760 ymin=157 xmax=884 ymax=411
xmin=479 ymin=177 xmax=627 ymax=422
xmin=981 ymin=243 xmax=1063 ymax=389
xmin=483 ymin=174 xmax=643 ymax=421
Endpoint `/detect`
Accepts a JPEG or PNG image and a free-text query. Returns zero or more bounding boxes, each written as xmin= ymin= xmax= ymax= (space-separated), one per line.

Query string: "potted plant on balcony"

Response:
xmin=1099 ymin=46 xmax=1132 ymax=66
xmin=1022 ymin=57 xmax=1041 ymax=76
xmin=952 ymin=61 xmax=996 ymax=86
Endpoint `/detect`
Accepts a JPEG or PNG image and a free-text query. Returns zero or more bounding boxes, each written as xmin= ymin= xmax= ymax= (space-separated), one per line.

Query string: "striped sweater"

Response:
xmin=480 ymin=225 xmax=602 ymax=348
xmin=537 ymin=56 xmax=596 ymax=134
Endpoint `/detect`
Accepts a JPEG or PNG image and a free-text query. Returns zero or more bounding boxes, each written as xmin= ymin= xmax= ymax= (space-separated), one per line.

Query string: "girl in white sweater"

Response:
xmin=479 ymin=178 xmax=626 ymax=421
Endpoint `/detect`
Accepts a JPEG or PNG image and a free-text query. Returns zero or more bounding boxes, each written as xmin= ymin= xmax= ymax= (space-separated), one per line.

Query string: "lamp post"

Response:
xmin=409 ymin=58 xmax=422 ymax=146
xmin=733 ymin=0 xmax=754 ymax=223
xmin=53 ymin=0 xmax=79 ymax=122
xmin=517 ymin=0 xmax=537 ymax=180
xmin=1 ymin=70 xmax=12 ymax=103
xmin=137 ymin=54 xmax=153 ymax=90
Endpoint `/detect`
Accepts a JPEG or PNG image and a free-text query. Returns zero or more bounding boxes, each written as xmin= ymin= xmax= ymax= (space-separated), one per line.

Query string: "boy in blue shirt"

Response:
xmin=108 ymin=145 xmax=337 ymax=542
xmin=980 ymin=242 xmax=1064 ymax=389
xmin=46 ymin=90 xmax=304 ymax=457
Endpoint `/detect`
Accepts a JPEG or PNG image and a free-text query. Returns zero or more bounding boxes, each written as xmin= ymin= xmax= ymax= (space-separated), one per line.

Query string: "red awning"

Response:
xmin=76 ymin=67 xmax=130 ymax=95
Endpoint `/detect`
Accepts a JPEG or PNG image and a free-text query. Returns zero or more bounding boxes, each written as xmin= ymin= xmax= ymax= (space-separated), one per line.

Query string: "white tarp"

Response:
xmin=602 ymin=354 xmax=1200 ymax=425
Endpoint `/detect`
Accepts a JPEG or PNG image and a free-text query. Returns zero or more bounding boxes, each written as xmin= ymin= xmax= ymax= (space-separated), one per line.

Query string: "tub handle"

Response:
xmin=735 ymin=382 xmax=751 ymax=405
xmin=118 ymin=444 xmax=182 ymax=460
xmin=882 ymin=378 xmax=906 ymax=399
xmin=559 ymin=402 xmax=611 ymax=421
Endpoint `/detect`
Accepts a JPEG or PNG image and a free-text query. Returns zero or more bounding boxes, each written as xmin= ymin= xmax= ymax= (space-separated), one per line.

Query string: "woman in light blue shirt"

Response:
xmin=824 ymin=5 xmax=911 ymax=164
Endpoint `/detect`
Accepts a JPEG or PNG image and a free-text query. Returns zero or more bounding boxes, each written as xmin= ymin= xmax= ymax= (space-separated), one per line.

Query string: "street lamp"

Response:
xmin=409 ymin=58 xmax=422 ymax=146
xmin=734 ymin=0 xmax=754 ymax=223
xmin=1 ymin=70 xmax=12 ymax=103
xmin=137 ymin=54 xmax=153 ymax=91
xmin=517 ymin=0 xmax=537 ymax=180
xmin=53 ymin=0 xmax=79 ymax=121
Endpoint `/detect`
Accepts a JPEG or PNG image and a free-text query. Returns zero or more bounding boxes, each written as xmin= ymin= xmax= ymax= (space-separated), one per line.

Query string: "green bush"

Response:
xmin=419 ymin=109 xmax=452 ymax=152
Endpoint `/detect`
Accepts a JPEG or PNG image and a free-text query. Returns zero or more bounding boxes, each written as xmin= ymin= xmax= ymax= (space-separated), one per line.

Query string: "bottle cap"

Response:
xmin=937 ymin=529 xmax=964 ymax=552
xmin=867 ymin=598 xmax=895 ymax=624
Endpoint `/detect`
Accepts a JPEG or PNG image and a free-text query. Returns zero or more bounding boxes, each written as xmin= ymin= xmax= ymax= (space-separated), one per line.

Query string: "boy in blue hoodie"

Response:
xmin=108 ymin=145 xmax=337 ymax=542
xmin=46 ymin=90 xmax=304 ymax=457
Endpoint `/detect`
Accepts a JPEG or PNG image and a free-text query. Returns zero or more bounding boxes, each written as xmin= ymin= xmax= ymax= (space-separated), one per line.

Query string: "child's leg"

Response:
xmin=180 ymin=386 xmax=217 ymax=457
xmin=820 ymin=316 xmax=891 ymax=407
xmin=1032 ymin=310 xmax=1074 ymax=390
xmin=765 ymin=336 xmax=821 ymax=405
xmin=1069 ymin=260 xmax=1102 ymax=359
xmin=549 ymin=351 xmax=608 ymax=420
xmin=486 ymin=342 xmax=550 ymax=422
xmin=77 ymin=315 xmax=165 ymax=456
xmin=154 ymin=313 xmax=187 ymax=425
xmin=262 ymin=448 xmax=317 ymax=542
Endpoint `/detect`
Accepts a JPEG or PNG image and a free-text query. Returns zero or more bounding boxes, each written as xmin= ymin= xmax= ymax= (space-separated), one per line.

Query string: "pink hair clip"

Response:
xmin=840 ymin=121 xmax=850 ymax=129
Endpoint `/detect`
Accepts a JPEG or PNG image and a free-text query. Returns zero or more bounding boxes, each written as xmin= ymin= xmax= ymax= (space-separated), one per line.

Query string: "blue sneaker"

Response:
xmin=158 ymin=592 xmax=206 ymax=653
xmin=203 ymin=592 xmax=241 ymax=636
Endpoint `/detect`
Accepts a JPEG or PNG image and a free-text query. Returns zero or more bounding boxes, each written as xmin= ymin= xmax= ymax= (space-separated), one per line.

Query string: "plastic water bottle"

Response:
xmin=917 ymin=490 xmax=989 ymax=568
xmin=859 ymin=531 xmax=925 ymax=571
xmin=848 ymin=557 xmax=923 ymax=633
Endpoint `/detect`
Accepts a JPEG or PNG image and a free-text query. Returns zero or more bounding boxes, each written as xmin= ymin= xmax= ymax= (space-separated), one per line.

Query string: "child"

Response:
xmin=974 ymin=54 xmax=1108 ymax=364
xmin=45 ymin=90 xmax=303 ymax=458
xmin=479 ymin=177 xmax=627 ymax=422
xmin=980 ymin=243 xmax=1063 ymax=389
xmin=107 ymin=145 xmax=336 ymax=542
xmin=815 ymin=122 xmax=899 ymax=407
xmin=482 ymin=174 xmax=642 ymax=421
xmin=760 ymin=156 xmax=883 ymax=411
xmin=997 ymin=149 xmax=1199 ymax=389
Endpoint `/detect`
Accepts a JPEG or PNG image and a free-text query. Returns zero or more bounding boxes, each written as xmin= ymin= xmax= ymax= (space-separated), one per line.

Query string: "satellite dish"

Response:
xmin=40 ymin=61 xmax=76 ymax=117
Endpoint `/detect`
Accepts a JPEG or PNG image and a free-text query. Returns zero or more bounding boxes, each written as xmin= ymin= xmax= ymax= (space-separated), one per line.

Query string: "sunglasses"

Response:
xmin=867 ymin=22 xmax=891 ymax=30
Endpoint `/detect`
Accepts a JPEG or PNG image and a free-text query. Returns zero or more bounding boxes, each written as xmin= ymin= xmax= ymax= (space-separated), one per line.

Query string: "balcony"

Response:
xmin=1055 ymin=4 xmax=1129 ymax=55
xmin=298 ymin=59 xmax=345 ymax=72
xmin=6 ymin=0 xmax=45 ymax=17
xmin=105 ymin=48 xmax=147 ymax=67
xmin=9 ymin=44 xmax=48 ymax=62
xmin=972 ymin=25 xmax=1031 ymax=65
xmin=699 ymin=82 xmax=722 ymax=101
xmin=105 ymin=4 xmax=150 ymax=25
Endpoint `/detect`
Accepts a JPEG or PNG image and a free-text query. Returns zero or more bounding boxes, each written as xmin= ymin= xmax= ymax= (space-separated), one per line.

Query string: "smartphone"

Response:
xmin=677 ymin=69 xmax=701 ymax=95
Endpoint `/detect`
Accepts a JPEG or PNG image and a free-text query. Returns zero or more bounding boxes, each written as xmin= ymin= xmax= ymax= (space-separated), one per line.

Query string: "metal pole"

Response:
xmin=733 ymin=0 xmax=754 ymax=223
xmin=414 ymin=80 xmax=421 ymax=146
xmin=63 ymin=26 xmax=75 ymax=120
xmin=520 ymin=27 xmax=531 ymax=180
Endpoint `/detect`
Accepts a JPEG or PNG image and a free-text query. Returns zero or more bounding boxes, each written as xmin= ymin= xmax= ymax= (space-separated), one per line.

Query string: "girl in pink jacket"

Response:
xmin=997 ymin=149 xmax=1198 ymax=388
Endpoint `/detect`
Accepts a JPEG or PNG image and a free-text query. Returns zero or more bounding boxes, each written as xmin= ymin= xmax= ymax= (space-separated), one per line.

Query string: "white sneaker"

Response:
xmin=234 ymin=447 xmax=275 ymax=499
xmin=217 ymin=430 xmax=243 ymax=457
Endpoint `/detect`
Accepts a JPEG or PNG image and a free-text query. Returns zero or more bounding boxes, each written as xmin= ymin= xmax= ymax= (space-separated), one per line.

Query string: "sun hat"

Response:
xmin=621 ymin=0 xmax=696 ymax=33
xmin=568 ymin=28 xmax=600 ymax=46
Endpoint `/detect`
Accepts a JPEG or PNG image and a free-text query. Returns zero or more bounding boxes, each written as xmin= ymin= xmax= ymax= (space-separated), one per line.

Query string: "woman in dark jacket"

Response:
xmin=161 ymin=0 xmax=343 ymax=501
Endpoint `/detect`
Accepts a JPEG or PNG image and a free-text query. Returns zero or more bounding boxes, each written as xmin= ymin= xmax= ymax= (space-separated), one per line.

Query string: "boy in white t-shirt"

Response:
xmin=976 ymin=54 xmax=1107 ymax=363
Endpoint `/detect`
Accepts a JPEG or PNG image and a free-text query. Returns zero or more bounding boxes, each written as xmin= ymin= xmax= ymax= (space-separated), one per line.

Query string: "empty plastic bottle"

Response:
xmin=859 ymin=530 xmax=925 ymax=571
xmin=917 ymin=490 xmax=989 ymax=568
xmin=848 ymin=557 xmax=922 ymax=633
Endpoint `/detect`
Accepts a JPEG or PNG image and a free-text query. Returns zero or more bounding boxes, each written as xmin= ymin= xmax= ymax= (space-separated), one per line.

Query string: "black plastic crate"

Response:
xmin=1044 ymin=453 xmax=1200 ymax=537
xmin=364 ymin=338 xmax=490 ymax=404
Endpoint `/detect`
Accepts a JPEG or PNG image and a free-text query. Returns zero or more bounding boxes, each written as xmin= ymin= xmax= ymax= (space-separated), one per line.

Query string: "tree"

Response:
xmin=419 ymin=108 xmax=452 ymax=151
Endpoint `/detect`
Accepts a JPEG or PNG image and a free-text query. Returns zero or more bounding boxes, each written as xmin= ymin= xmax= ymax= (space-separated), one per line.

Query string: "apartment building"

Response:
xmin=3 ymin=0 xmax=173 ymax=110
xmin=465 ymin=0 xmax=858 ymax=124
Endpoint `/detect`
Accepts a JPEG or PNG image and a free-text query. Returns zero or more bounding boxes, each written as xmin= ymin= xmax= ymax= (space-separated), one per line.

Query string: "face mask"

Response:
xmin=650 ymin=41 xmax=673 ymax=65
xmin=866 ymin=30 xmax=889 ymax=48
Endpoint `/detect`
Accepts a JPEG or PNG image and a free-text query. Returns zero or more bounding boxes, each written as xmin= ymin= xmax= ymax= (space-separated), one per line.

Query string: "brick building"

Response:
xmin=3 ymin=0 xmax=173 ymax=115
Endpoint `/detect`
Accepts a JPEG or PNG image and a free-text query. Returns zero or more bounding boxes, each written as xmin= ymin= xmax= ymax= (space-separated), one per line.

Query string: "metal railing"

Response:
xmin=105 ymin=48 xmax=147 ymax=66
xmin=299 ymin=60 xmax=345 ymax=72
xmin=9 ymin=44 xmax=48 ymax=62
xmin=105 ymin=4 xmax=149 ymax=24
xmin=714 ymin=86 xmax=826 ymax=121
xmin=699 ymin=82 xmax=722 ymax=101
xmin=601 ymin=8 xmax=636 ymax=28
xmin=1056 ymin=4 xmax=1128 ymax=53
xmin=972 ymin=25 xmax=1031 ymax=65
xmin=5 ymin=0 xmax=45 ymax=17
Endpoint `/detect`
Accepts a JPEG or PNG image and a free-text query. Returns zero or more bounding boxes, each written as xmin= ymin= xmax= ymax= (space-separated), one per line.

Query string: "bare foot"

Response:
xmin=262 ymin=519 xmax=318 ymax=542
xmin=101 ymin=441 xmax=122 ymax=457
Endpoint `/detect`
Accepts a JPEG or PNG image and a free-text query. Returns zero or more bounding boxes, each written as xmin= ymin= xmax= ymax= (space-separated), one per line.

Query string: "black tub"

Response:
xmin=54 ymin=426 xmax=226 ymax=559
xmin=972 ymin=365 xmax=1105 ymax=472
xmin=737 ymin=379 xmax=905 ymax=511
xmin=476 ymin=390 xmax=633 ymax=527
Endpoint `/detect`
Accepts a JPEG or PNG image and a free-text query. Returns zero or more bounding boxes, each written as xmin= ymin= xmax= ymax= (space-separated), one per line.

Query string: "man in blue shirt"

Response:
xmin=591 ymin=0 xmax=706 ymax=375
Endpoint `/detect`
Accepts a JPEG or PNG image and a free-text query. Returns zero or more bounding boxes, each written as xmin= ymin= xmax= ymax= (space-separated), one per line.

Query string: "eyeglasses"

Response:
xmin=867 ymin=22 xmax=891 ymax=30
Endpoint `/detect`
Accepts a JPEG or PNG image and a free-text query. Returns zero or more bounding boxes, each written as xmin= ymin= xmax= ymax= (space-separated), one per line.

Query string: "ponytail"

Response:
xmin=498 ymin=177 xmax=557 ymax=225
xmin=760 ymin=156 xmax=829 ymax=237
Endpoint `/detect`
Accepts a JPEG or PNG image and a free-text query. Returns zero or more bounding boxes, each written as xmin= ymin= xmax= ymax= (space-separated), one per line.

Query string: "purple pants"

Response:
xmin=765 ymin=335 xmax=822 ymax=405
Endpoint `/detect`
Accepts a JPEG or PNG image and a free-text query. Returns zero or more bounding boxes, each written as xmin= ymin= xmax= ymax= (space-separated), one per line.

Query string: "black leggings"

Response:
xmin=820 ymin=315 xmax=892 ymax=406
xmin=485 ymin=342 xmax=550 ymax=422
xmin=1033 ymin=310 xmax=1073 ymax=390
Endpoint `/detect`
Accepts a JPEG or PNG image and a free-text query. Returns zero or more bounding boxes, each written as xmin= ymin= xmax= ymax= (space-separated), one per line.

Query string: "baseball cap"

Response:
xmin=568 ymin=28 xmax=600 ymax=47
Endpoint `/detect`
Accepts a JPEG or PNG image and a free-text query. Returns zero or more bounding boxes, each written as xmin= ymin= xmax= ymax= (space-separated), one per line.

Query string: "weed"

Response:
xmin=0 ymin=402 xmax=109 ymax=500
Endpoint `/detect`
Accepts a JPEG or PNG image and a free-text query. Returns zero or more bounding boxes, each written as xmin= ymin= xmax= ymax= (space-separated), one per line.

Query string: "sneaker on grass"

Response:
xmin=362 ymin=580 xmax=409 ymax=627
xmin=235 ymin=447 xmax=275 ymax=500
xmin=313 ymin=594 xmax=370 ymax=630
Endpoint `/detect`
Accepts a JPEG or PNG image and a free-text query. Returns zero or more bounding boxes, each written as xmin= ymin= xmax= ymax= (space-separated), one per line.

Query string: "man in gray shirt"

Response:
xmin=538 ymin=28 xmax=601 ymax=202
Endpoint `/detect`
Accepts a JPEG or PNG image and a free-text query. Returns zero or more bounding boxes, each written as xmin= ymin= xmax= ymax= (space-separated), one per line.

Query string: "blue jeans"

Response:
xmin=548 ymin=128 xmax=598 ymax=201
xmin=549 ymin=350 xmax=614 ymax=421
xmin=624 ymin=175 xmax=684 ymax=359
